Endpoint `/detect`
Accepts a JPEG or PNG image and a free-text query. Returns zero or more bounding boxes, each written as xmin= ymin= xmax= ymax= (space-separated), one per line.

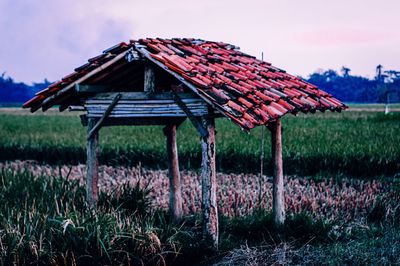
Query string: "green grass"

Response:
xmin=1 ymin=109 xmax=400 ymax=177
xmin=347 ymin=103 xmax=400 ymax=109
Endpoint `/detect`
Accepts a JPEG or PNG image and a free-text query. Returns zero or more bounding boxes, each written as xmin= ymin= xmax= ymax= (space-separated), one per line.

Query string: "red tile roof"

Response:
xmin=23 ymin=38 xmax=347 ymax=130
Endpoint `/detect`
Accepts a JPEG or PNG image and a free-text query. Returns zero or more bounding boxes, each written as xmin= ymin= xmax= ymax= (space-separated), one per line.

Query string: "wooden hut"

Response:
xmin=23 ymin=38 xmax=346 ymax=248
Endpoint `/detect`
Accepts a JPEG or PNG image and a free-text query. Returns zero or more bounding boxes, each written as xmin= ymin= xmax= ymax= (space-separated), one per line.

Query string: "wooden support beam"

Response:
xmin=87 ymin=93 xmax=121 ymax=140
xmin=200 ymin=114 xmax=218 ymax=249
xmin=164 ymin=125 xmax=183 ymax=222
xmin=144 ymin=62 xmax=155 ymax=94
xmin=172 ymin=91 xmax=208 ymax=138
xmin=269 ymin=119 xmax=285 ymax=229
xmin=75 ymin=84 xmax=111 ymax=94
xmin=86 ymin=117 xmax=100 ymax=207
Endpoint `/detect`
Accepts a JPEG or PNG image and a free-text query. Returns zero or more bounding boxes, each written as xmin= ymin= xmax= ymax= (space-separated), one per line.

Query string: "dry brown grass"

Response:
xmin=3 ymin=160 xmax=395 ymax=222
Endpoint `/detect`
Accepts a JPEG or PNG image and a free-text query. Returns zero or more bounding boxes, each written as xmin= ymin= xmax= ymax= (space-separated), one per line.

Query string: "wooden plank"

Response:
xmin=269 ymin=119 xmax=285 ymax=229
xmin=87 ymin=113 xmax=206 ymax=118
xmin=87 ymin=92 xmax=199 ymax=101
xmin=164 ymin=125 xmax=182 ymax=222
xmin=87 ymin=110 xmax=207 ymax=116
xmin=86 ymin=118 xmax=99 ymax=207
xmin=86 ymin=101 xmax=206 ymax=108
xmin=87 ymin=93 xmax=121 ymax=140
xmin=103 ymin=117 xmax=186 ymax=126
xmin=86 ymin=99 xmax=204 ymax=105
xmin=86 ymin=105 xmax=206 ymax=111
xmin=81 ymin=114 xmax=187 ymax=126
xmin=200 ymin=113 xmax=218 ymax=249
xmin=75 ymin=84 xmax=111 ymax=94
xmin=68 ymin=106 xmax=85 ymax=111
xmin=87 ymin=105 xmax=207 ymax=112
xmin=87 ymin=107 xmax=206 ymax=113
xmin=144 ymin=62 xmax=155 ymax=93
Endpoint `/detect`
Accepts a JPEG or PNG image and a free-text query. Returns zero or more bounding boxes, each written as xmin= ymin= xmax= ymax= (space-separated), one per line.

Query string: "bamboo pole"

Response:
xmin=200 ymin=114 xmax=218 ymax=249
xmin=164 ymin=125 xmax=183 ymax=222
xmin=270 ymin=119 xmax=285 ymax=229
xmin=86 ymin=117 xmax=100 ymax=207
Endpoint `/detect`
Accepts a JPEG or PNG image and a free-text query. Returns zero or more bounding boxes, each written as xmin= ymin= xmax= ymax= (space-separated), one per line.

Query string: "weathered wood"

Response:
xmin=41 ymin=49 xmax=130 ymax=110
xmin=124 ymin=48 xmax=141 ymax=62
xmin=164 ymin=125 xmax=183 ymax=222
xmin=87 ymin=93 xmax=121 ymax=140
xmin=75 ymin=84 xmax=110 ymax=94
xmin=270 ymin=119 xmax=285 ymax=229
xmin=172 ymin=91 xmax=208 ymax=138
xmin=144 ymin=63 xmax=155 ymax=93
xmin=85 ymin=92 xmax=209 ymax=118
xmin=68 ymin=106 xmax=85 ymax=112
xmin=87 ymin=107 xmax=206 ymax=113
xmin=86 ymin=118 xmax=100 ymax=207
xmin=87 ymin=112 xmax=207 ymax=118
xmin=200 ymin=114 xmax=218 ymax=248
xmin=80 ymin=115 xmax=186 ymax=127
xmin=136 ymin=45 xmax=230 ymax=122
xmin=87 ymin=92 xmax=199 ymax=101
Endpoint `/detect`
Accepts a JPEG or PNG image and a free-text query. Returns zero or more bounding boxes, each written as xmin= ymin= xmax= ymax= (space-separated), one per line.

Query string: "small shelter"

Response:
xmin=23 ymin=38 xmax=346 ymax=248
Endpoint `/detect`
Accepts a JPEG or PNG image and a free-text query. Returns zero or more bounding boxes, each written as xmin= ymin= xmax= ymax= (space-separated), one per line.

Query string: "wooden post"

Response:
xmin=144 ymin=62 xmax=155 ymax=93
xmin=164 ymin=125 xmax=183 ymax=222
xmin=200 ymin=114 xmax=218 ymax=249
xmin=270 ymin=119 xmax=285 ymax=229
xmin=86 ymin=118 xmax=100 ymax=207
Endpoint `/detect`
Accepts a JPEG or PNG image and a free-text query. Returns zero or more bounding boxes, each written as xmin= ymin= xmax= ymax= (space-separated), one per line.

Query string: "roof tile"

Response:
xmin=23 ymin=37 xmax=347 ymax=129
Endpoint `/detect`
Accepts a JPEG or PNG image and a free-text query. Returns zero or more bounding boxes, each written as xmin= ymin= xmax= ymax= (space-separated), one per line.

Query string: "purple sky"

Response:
xmin=1 ymin=0 xmax=399 ymax=83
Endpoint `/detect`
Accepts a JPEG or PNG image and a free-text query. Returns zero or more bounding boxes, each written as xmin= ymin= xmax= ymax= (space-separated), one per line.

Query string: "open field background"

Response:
xmin=1 ymin=105 xmax=400 ymax=265
xmin=1 ymin=106 xmax=400 ymax=177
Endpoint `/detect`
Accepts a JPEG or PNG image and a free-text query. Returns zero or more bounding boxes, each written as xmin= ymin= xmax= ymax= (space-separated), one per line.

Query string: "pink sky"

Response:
xmin=0 ymin=0 xmax=399 ymax=83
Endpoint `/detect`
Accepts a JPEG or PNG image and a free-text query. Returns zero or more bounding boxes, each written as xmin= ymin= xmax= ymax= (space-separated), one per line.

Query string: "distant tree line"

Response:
xmin=0 ymin=73 xmax=50 ymax=106
xmin=0 ymin=66 xmax=399 ymax=105
xmin=307 ymin=66 xmax=400 ymax=103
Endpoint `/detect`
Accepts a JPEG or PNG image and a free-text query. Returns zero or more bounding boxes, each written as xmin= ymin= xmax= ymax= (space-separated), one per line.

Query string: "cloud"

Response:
xmin=293 ymin=28 xmax=399 ymax=47
xmin=0 ymin=0 xmax=399 ymax=82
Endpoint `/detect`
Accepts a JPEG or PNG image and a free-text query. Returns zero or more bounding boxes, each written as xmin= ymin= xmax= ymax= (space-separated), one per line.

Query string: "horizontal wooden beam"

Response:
xmin=80 ymin=114 xmax=186 ymax=127
xmin=68 ymin=106 xmax=85 ymax=111
xmin=88 ymin=92 xmax=199 ymax=101
xmin=75 ymin=84 xmax=111 ymax=94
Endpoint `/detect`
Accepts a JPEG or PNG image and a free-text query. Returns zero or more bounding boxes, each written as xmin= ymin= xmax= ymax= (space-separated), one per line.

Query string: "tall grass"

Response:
xmin=0 ymin=168 xmax=185 ymax=265
xmin=1 ymin=110 xmax=400 ymax=177
xmin=1 ymin=165 xmax=399 ymax=265
xmin=0 ymin=166 xmax=339 ymax=265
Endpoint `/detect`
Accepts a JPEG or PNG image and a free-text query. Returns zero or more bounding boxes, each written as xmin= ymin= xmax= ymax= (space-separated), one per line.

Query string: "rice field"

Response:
xmin=1 ymin=106 xmax=400 ymax=265
xmin=3 ymin=160 xmax=396 ymax=222
xmin=1 ymin=107 xmax=400 ymax=177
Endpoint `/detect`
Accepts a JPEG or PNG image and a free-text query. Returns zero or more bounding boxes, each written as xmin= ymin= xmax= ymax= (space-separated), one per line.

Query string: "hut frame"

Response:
xmin=23 ymin=38 xmax=347 ymax=249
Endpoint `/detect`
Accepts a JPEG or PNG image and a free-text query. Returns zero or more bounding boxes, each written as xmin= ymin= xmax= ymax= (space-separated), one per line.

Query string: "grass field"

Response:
xmin=1 ymin=165 xmax=399 ymax=265
xmin=1 ymin=107 xmax=400 ymax=177
xmin=1 ymin=105 xmax=400 ymax=265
